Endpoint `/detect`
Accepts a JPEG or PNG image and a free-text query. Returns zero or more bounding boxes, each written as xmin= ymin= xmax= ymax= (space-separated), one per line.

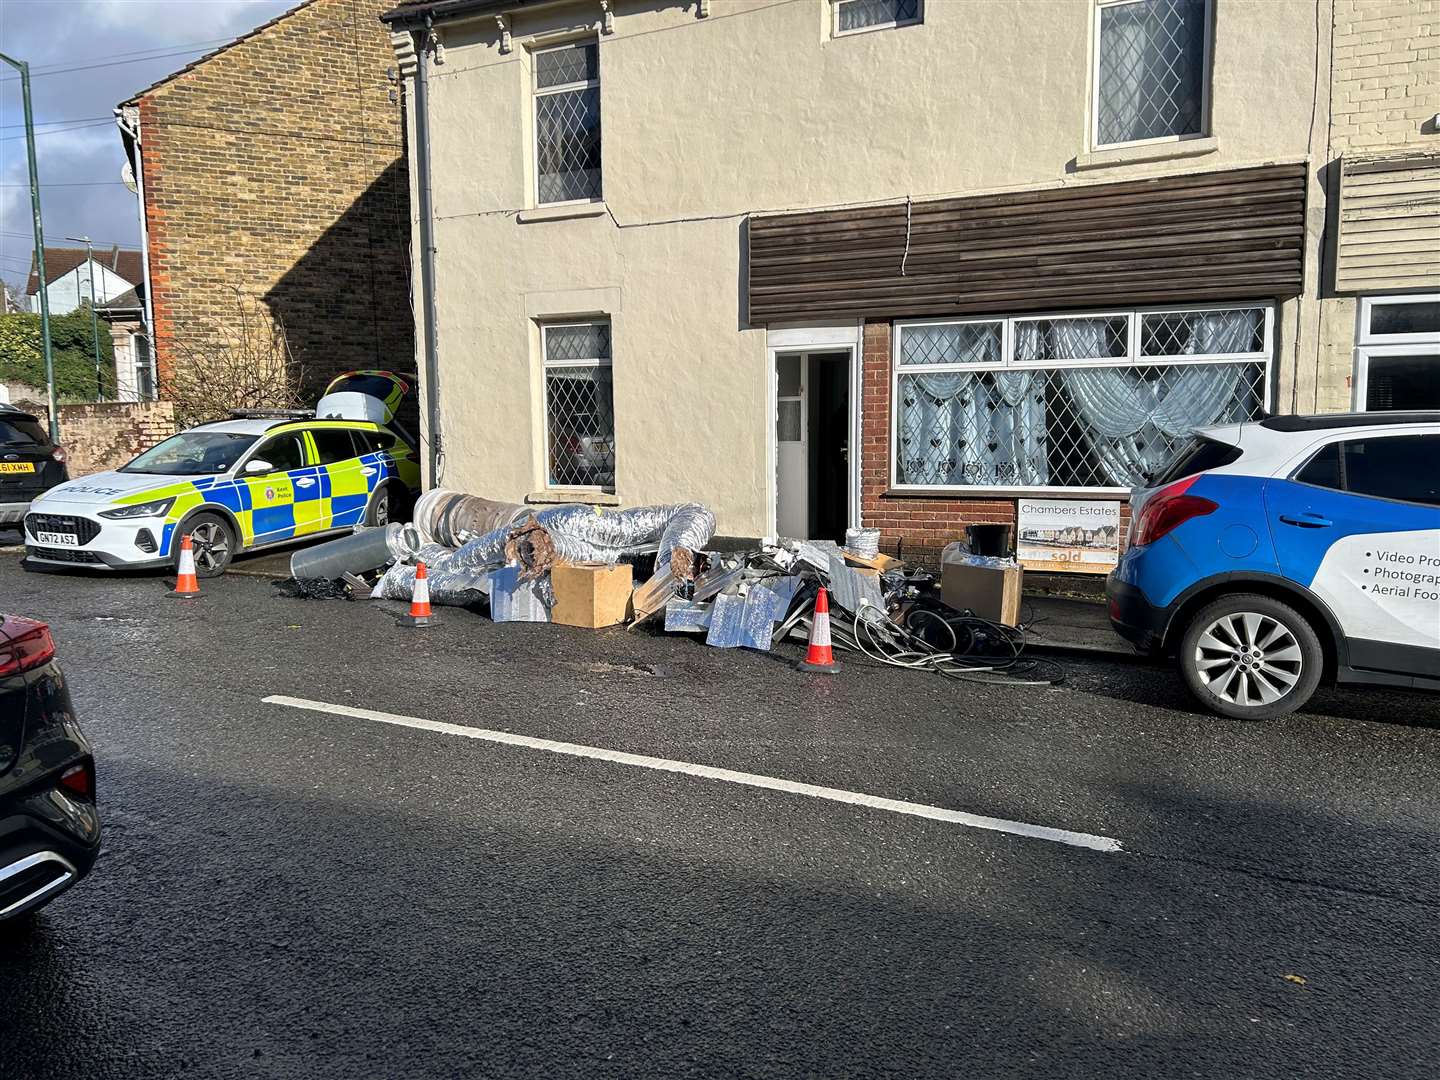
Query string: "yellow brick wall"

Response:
xmin=137 ymin=0 xmax=412 ymax=402
xmin=1330 ymin=0 xmax=1440 ymax=152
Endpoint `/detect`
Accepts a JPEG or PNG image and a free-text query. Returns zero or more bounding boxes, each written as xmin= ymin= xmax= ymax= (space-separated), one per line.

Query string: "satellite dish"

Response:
xmin=121 ymin=161 xmax=138 ymax=194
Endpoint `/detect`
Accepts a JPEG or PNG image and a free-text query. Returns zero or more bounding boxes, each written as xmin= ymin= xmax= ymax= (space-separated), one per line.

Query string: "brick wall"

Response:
xmin=859 ymin=320 xmax=1130 ymax=571
xmin=1330 ymin=0 xmax=1440 ymax=152
xmin=136 ymin=0 xmax=412 ymax=400
xmin=26 ymin=401 xmax=177 ymax=477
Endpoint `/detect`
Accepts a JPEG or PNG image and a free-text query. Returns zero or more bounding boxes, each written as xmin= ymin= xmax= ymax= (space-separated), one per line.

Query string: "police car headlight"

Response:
xmin=99 ymin=497 xmax=175 ymax=520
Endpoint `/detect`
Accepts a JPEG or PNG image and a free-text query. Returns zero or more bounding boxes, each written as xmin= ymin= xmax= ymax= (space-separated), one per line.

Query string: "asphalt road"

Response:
xmin=2 ymin=554 xmax=1438 ymax=1079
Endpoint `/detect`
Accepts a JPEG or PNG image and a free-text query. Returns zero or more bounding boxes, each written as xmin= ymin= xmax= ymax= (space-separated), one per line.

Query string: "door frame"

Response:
xmin=765 ymin=323 xmax=863 ymax=540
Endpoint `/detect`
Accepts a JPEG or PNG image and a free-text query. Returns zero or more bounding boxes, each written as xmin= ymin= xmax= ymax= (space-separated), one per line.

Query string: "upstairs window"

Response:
xmin=834 ymin=0 xmax=922 ymax=36
xmin=1094 ymin=0 xmax=1209 ymax=148
xmin=543 ymin=321 xmax=615 ymax=490
xmin=534 ymin=40 xmax=601 ymax=205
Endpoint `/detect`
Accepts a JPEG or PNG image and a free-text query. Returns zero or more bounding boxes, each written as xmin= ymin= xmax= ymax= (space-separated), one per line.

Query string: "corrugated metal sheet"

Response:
xmin=1335 ymin=152 xmax=1440 ymax=294
xmin=746 ymin=164 xmax=1307 ymax=324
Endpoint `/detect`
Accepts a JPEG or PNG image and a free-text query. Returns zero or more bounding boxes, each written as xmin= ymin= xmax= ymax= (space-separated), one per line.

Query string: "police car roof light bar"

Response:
xmin=228 ymin=408 xmax=317 ymax=420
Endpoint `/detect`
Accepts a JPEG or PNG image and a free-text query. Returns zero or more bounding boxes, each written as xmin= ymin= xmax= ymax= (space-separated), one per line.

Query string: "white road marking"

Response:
xmin=263 ymin=695 xmax=1123 ymax=853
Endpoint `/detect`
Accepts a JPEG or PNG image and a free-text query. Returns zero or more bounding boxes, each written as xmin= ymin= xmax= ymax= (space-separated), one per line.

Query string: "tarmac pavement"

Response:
xmin=1 ymin=555 xmax=1438 ymax=1079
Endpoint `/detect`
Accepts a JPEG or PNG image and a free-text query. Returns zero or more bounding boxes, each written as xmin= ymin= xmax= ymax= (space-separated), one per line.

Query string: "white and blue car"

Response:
xmin=1108 ymin=411 xmax=1440 ymax=719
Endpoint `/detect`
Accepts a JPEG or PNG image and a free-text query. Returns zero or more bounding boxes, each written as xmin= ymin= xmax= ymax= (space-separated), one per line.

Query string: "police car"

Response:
xmin=1107 ymin=411 xmax=1440 ymax=719
xmin=22 ymin=372 xmax=420 ymax=577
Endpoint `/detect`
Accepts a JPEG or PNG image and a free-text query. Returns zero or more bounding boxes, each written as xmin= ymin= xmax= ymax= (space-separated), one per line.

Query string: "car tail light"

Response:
xmin=51 ymin=445 xmax=67 ymax=464
xmin=0 ymin=616 xmax=56 ymax=677
xmin=59 ymin=760 xmax=95 ymax=802
xmin=1133 ymin=477 xmax=1218 ymax=547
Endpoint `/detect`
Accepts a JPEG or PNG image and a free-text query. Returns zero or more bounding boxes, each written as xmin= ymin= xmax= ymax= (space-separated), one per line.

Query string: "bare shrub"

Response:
xmin=166 ymin=290 xmax=307 ymax=428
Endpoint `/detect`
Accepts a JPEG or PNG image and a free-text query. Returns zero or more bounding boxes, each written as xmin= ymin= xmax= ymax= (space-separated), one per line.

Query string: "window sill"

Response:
xmin=881 ymin=488 xmax=1130 ymax=500
xmin=517 ymin=201 xmax=609 ymax=224
xmin=1074 ymin=136 xmax=1218 ymax=172
xmin=526 ymin=489 xmax=621 ymax=506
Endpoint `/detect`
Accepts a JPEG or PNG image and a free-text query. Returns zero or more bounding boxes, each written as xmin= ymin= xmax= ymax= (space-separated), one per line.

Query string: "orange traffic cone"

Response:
xmin=169 ymin=533 xmax=202 ymax=599
xmin=797 ymin=587 xmax=840 ymax=673
xmin=399 ymin=561 xmax=434 ymax=626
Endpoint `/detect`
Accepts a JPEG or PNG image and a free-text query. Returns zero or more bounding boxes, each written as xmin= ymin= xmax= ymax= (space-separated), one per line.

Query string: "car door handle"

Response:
xmin=295 ymin=477 xmax=316 ymax=488
xmin=1279 ymin=513 xmax=1332 ymax=528
xmin=361 ymin=466 xmax=377 ymax=476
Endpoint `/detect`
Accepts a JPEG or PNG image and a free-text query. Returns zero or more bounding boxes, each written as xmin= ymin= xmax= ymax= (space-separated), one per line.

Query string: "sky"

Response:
xmin=0 ymin=0 xmax=297 ymax=300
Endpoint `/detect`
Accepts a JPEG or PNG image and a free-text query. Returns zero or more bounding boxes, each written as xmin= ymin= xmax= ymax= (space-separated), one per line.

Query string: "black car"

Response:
xmin=0 ymin=404 xmax=69 ymax=529
xmin=1 ymin=614 xmax=99 ymax=922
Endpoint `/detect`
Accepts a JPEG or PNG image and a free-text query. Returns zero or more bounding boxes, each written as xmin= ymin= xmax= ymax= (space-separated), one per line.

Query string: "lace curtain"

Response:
xmin=900 ymin=371 xmax=1048 ymax=486
xmin=1060 ymin=310 xmax=1254 ymax=485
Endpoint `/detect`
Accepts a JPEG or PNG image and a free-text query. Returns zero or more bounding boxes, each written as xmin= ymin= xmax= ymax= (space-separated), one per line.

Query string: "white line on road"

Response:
xmin=263 ymin=695 xmax=1124 ymax=853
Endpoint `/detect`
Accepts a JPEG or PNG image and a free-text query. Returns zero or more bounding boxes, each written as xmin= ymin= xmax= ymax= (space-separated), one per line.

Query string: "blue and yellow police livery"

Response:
xmin=23 ymin=416 xmax=420 ymax=576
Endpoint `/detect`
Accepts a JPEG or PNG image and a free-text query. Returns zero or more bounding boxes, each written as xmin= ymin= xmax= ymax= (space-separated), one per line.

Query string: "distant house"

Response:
xmin=26 ymin=246 xmax=142 ymax=316
xmin=114 ymin=0 xmax=413 ymax=403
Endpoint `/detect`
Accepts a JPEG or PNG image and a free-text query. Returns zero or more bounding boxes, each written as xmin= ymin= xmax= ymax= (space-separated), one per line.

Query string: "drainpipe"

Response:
xmin=413 ymin=17 xmax=442 ymax=489
xmin=115 ymin=106 xmax=159 ymax=402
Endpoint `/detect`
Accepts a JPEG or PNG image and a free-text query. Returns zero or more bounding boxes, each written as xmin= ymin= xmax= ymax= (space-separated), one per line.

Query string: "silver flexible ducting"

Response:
xmin=371 ymin=499 xmax=717 ymax=609
xmin=412 ymin=488 xmax=528 ymax=547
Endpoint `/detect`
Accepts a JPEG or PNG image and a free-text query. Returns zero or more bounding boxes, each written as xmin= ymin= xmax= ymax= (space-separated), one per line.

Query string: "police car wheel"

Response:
xmin=366 ymin=483 xmax=394 ymax=528
xmin=1179 ymin=593 xmax=1323 ymax=720
xmin=179 ymin=513 xmax=236 ymax=578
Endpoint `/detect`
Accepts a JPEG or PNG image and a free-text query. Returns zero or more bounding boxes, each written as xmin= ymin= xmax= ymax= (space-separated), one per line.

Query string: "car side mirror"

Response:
xmin=244 ymin=459 xmax=273 ymax=475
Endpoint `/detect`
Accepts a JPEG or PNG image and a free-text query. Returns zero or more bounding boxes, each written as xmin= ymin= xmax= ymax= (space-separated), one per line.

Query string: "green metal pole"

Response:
xmin=67 ymin=235 xmax=104 ymax=399
xmin=0 ymin=51 xmax=59 ymax=442
xmin=92 ymin=242 xmax=103 ymax=399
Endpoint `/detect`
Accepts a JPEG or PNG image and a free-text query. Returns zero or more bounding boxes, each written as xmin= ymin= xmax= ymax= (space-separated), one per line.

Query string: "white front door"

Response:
xmin=775 ymin=353 xmax=808 ymax=538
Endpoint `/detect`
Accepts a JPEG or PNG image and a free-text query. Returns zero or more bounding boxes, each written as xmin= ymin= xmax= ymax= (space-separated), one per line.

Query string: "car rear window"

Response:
xmin=352 ymin=430 xmax=391 ymax=455
xmin=310 ymin=428 xmax=358 ymax=466
xmin=1293 ymin=434 xmax=1440 ymax=507
xmin=0 ymin=417 xmax=47 ymax=447
xmin=1151 ymin=437 xmax=1243 ymax=486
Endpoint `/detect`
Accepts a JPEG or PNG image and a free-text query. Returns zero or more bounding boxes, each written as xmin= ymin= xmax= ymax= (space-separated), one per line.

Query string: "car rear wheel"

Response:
xmin=366 ymin=482 xmax=396 ymax=528
xmin=1179 ymin=593 xmax=1323 ymax=719
xmin=177 ymin=513 xmax=236 ymax=578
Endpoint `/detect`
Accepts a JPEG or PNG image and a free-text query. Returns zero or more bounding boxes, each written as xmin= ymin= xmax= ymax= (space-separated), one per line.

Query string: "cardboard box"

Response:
xmin=941 ymin=561 xmax=1024 ymax=627
xmin=551 ymin=561 xmax=634 ymax=628
xmin=844 ymin=551 xmax=905 ymax=573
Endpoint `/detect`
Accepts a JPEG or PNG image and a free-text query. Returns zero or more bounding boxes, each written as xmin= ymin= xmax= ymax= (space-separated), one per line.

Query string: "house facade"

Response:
xmin=382 ymin=0 xmax=1438 ymax=566
xmin=95 ymin=286 xmax=153 ymax=402
xmin=25 ymin=247 xmax=142 ymax=317
xmin=117 ymin=0 xmax=414 ymax=402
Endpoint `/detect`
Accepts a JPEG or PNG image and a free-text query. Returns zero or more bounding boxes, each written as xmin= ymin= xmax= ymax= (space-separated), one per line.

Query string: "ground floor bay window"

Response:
xmin=892 ymin=304 xmax=1272 ymax=492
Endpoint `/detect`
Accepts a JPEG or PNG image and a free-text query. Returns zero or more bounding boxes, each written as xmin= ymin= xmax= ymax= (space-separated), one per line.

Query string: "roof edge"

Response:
xmin=119 ymin=0 xmax=322 ymax=106
xmin=380 ymin=0 xmax=555 ymax=27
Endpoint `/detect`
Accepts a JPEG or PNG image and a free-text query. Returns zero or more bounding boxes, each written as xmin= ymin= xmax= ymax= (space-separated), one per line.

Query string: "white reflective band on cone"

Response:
xmin=811 ymin=612 xmax=831 ymax=647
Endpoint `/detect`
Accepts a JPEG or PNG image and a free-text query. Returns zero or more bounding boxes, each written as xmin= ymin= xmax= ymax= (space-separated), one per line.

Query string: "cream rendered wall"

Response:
xmin=411 ymin=0 xmax=1325 ymax=535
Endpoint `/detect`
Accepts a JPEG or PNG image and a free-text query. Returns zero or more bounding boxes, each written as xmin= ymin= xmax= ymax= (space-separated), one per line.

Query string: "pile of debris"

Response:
xmin=287 ymin=490 xmax=1061 ymax=686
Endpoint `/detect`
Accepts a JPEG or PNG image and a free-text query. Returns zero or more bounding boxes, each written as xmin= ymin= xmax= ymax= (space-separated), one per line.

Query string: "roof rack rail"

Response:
xmin=228 ymin=408 xmax=316 ymax=420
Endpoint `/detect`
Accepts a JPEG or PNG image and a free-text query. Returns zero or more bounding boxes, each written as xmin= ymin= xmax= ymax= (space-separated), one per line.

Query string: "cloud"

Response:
xmin=0 ymin=0 xmax=297 ymax=293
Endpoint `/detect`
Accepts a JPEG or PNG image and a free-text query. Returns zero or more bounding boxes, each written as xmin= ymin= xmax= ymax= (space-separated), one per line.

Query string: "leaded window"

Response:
xmin=834 ymin=0 xmax=922 ymax=35
xmin=1095 ymin=0 xmax=1208 ymax=147
xmin=534 ymin=40 xmax=601 ymax=205
xmin=544 ymin=321 xmax=614 ymax=489
xmin=893 ymin=306 xmax=1270 ymax=491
